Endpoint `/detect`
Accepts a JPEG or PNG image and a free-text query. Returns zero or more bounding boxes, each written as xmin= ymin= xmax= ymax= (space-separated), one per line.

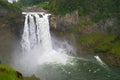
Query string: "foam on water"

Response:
xmin=11 ymin=12 xmax=73 ymax=76
xmin=9 ymin=12 xmax=120 ymax=80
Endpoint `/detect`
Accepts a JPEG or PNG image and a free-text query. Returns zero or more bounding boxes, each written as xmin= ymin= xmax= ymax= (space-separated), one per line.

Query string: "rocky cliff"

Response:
xmin=50 ymin=10 xmax=79 ymax=31
xmin=49 ymin=10 xmax=120 ymax=67
xmin=0 ymin=4 xmax=23 ymax=63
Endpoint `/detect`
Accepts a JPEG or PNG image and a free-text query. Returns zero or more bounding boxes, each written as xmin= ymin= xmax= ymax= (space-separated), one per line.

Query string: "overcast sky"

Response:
xmin=8 ymin=0 xmax=18 ymax=3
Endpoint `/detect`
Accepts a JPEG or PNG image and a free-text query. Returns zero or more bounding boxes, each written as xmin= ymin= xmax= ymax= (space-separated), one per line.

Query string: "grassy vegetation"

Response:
xmin=0 ymin=64 xmax=23 ymax=80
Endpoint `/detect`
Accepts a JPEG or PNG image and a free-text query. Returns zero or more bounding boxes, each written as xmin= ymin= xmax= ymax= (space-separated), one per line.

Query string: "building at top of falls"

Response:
xmin=8 ymin=0 xmax=18 ymax=3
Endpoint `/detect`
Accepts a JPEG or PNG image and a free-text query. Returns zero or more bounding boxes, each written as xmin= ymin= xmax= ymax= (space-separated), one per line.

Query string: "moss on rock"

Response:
xmin=0 ymin=64 xmax=23 ymax=80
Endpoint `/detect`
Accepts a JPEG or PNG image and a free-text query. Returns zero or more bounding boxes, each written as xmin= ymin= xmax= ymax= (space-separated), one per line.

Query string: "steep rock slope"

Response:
xmin=0 ymin=0 xmax=23 ymax=63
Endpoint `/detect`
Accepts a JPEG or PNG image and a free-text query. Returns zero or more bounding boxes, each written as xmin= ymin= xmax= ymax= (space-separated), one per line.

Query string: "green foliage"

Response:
xmin=17 ymin=0 xmax=120 ymax=23
xmin=95 ymin=34 xmax=117 ymax=52
xmin=48 ymin=0 xmax=120 ymax=23
xmin=48 ymin=0 xmax=80 ymax=15
xmin=77 ymin=31 xmax=120 ymax=56
xmin=0 ymin=0 xmax=21 ymax=11
xmin=0 ymin=64 xmax=23 ymax=80
xmin=111 ymin=41 xmax=120 ymax=56
xmin=92 ymin=12 xmax=112 ymax=22
xmin=107 ymin=26 xmax=114 ymax=33
xmin=18 ymin=0 xmax=49 ymax=6
xmin=37 ymin=2 xmax=49 ymax=10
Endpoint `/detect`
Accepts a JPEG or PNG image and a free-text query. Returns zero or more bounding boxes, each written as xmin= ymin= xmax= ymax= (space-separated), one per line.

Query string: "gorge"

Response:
xmin=10 ymin=12 xmax=120 ymax=80
xmin=0 ymin=0 xmax=120 ymax=80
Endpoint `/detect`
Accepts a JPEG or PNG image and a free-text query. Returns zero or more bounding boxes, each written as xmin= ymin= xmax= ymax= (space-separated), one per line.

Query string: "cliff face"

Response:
xmin=0 ymin=6 xmax=23 ymax=63
xmin=50 ymin=11 xmax=120 ymax=67
xmin=50 ymin=12 xmax=118 ymax=33
xmin=50 ymin=11 xmax=79 ymax=31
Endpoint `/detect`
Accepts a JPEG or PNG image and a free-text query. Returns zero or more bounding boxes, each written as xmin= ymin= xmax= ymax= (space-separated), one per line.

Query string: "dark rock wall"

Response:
xmin=0 ymin=8 xmax=23 ymax=63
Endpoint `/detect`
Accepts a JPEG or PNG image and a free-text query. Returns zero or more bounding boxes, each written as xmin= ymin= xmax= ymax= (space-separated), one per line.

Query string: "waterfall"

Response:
xmin=11 ymin=12 xmax=75 ymax=76
xmin=10 ymin=12 xmax=118 ymax=80
xmin=20 ymin=12 xmax=70 ymax=65
xmin=21 ymin=13 xmax=52 ymax=52
xmin=21 ymin=14 xmax=30 ymax=51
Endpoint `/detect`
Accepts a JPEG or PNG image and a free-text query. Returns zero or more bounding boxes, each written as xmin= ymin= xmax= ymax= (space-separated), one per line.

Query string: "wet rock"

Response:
xmin=99 ymin=54 xmax=120 ymax=67
xmin=24 ymin=75 xmax=40 ymax=80
xmin=16 ymin=71 xmax=23 ymax=79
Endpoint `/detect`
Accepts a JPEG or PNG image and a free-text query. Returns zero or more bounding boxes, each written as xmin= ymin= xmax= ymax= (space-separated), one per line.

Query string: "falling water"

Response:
xmin=21 ymin=13 xmax=52 ymax=52
xmin=11 ymin=12 xmax=71 ymax=76
xmin=21 ymin=14 xmax=30 ymax=51
xmin=10 ymin=12 xmax=120 ymax=80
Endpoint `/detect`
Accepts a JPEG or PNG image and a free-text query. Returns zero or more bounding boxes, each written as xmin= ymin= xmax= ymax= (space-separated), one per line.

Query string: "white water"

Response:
xmin=8 ymin=0 xmax=18 ymax=3
xmin=9 ymin=12 xmax=116 ymax=80
xmin=20 ymin=12 xmax=70 ymax=64
xmin=11 ymin=12 xmax=74 ymax=76
xmin=21 ymin=14 xmax=30 ymax=52
xmin=21 ymin=13 xmax=53 ymax=52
